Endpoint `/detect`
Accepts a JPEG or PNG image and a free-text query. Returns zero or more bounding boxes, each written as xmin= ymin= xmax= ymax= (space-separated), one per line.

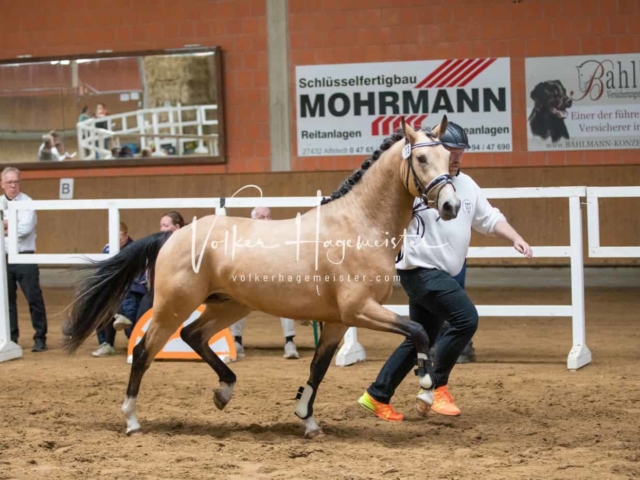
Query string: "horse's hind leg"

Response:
xmin=122 ymin=290 xmax=204 ymax=435
xmin=294 ymin=322 xmax=348 ymax=439
xmin=179 ymin=301 xmax=251 ymax=411
xmin=344 ymin=298 xmax=435 ymax=397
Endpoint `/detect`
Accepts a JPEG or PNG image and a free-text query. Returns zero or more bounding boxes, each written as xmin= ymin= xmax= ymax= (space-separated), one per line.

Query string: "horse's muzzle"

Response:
xmin=440 ymin=199 xmax=460 ymax=220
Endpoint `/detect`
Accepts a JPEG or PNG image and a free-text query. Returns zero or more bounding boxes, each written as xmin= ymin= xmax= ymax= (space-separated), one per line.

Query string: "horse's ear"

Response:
xmin=402 ymin=116 xmax=418 ymax=144
xmin=432 ymin=115 xmax=449 ymax=140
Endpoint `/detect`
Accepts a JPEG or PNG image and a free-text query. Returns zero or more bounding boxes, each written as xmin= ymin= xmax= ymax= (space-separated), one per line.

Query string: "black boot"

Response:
xmin=32 ymin=338 xmax=47 ymax=352
xmin=456 ymin=341 xmax=476 ymax=364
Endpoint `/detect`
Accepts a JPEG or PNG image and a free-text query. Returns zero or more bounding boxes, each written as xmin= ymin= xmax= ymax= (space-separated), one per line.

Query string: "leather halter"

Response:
xmin=403 ymin=140 xmax=455 ymax=209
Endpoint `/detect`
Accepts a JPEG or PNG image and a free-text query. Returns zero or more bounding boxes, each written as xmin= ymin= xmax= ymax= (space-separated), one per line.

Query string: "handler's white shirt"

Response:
xmin=3 ymin=192 xmax=37 ymax=253
xmin=396 ymin=172 xmax=506 ymax=277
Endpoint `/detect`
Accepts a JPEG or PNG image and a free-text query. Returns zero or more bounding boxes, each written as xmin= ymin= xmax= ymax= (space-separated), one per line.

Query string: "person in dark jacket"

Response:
xmin=92 ymin=222 xmax=148 ymax=357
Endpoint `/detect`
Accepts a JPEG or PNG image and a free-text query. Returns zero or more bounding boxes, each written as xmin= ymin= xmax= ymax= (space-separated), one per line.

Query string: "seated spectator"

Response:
xmin=92 ymin=222 xmax=148 ymax=357
xmin=38 ymin=131 xmax=74 ymax=161
xmin=106 ymin=147 xmax=120 ymax=160
xmin=38 ymin=134 xmax=55 ymax=161
xmin=55 ymin=141 xmax=76 ymax=160
xmin=118 ymin=146 xmax=134 ymax=158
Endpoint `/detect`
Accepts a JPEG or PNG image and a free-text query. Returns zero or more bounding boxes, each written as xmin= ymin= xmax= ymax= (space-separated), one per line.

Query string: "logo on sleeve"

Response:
xmin=463 ymin=199 xmax=473 ymax=214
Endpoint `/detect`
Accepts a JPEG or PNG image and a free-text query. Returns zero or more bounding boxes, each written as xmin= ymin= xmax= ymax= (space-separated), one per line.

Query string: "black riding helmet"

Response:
xmin=437 ymin=121 xmax=470 ymax=149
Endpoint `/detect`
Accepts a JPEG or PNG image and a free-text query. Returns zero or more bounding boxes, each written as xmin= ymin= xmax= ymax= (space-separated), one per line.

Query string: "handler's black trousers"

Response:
xmin=8 ymin=263 xmax=48 ymax=343
xmin=367 ymin=267 xmax=478 ymax=404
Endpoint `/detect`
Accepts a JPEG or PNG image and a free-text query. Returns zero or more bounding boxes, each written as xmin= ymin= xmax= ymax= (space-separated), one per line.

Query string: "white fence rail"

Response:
xmin=587 ymin=187 xmax=640 ymax=258
xmin=77 ymin=104 xmax=219 ymax=160
xmin=335 ymin=187 xmax=591 ymax=371
xmin=0 ymin=188 xmax=595 ymax=369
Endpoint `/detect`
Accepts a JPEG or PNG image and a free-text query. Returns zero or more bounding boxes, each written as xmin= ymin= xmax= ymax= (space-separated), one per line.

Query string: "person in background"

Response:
xmin=92 ymin=222 xmax=148 ymax=357
xmin=95 ymin=103 xmax=108 ymax=125
xmin=132 ymin=211 xmax=186 ymax=327
xmin=38 ymin=133 xmax=61 ymax=161
xmin=38 ymin=131 xmax=73 ymax=161
xmin=54 ymin=140 xmax=76 ymax=160
xmin=118 ymin=146 xmax=134 ymax=158
xmin=78 ymin=106 xmax=91 ymax=123
xmin=1 ymin=167 xmax=48 ymax=352
xmin=78 ymin=106 xmax=92 ymax=158
xmin=229 ymin=206 xmax=300 ymax=361
xmin=94 ymin=103 xmax=109 ymax=158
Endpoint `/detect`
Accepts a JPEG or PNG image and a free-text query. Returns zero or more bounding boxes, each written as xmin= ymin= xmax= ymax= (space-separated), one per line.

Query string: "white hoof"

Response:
xmin=415 ymin=389 xmax=434 ymax=418
xmin=122 ymin=397 xmax=141 ymax=435
xmin=305 ymin=428 xmax=325 ymax=440
xmin=213 ymin=382 xmax=234 ymax=410
xmin=303 ymin=416 xmax=323 ymax=439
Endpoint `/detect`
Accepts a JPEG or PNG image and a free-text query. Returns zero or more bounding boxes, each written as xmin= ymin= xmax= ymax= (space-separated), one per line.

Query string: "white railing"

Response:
xmin=0 ymin=189 xmax=591 ymax=370
xmin=336 ymin=187 xmax=591 ymax=371
xmin=76 ymin=104 xmax=219 ymax=160
xmin=587 ymin=187 xmax=640 ymax=258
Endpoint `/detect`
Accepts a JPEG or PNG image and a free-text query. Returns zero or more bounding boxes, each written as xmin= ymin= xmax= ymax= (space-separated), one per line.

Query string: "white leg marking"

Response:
xmin=122 ymin=396 xmax=141 ymax=435
xmin=303 ymin=416 xmax=323 ymax=438
xmin=417 ymin=388 xmax=434 ymax=405
xmin=214 ymin=382 xmax=235 ymax=410
xmin=294 ymin=384 xmax=314 ymax=419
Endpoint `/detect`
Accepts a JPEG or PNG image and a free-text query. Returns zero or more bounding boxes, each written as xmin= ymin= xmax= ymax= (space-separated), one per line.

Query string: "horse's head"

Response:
xmin=401 ymin=115 xmax=460 ymax=220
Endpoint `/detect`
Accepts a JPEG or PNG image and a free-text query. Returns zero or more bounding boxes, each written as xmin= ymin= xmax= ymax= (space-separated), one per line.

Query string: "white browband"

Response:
xmin=411 ymin=141 xmax=442 ymax=150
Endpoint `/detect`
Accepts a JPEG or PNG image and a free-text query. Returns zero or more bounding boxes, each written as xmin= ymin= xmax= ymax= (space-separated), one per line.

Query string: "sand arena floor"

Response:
xmin=1 ymin=286 xmax=639 ymax=479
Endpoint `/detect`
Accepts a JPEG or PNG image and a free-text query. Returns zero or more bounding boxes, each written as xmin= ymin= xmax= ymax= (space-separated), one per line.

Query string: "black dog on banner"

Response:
xmin=528 ymin=80 xmax=573 ymax=143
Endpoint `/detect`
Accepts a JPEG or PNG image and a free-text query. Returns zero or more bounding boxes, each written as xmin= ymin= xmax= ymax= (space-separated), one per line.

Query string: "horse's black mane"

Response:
xmin=320 ymin=127 xmax=436 ymax=205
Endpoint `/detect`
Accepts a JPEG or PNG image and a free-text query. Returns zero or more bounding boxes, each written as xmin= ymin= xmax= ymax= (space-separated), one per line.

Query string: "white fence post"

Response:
xmin=335 ymin=327 xmax=366 ymax=366
xmin=567 ymin=196 xmax=591 ymax=370
xmin=195 ymin=107 xmax=208 ymax=154
xmin=108 ymin=207 xmax=121 ymax=255
xmin=0 ymin=189 xmax=604 ymax=370
xmin=0 ymin=197 xmax=22 ymax=363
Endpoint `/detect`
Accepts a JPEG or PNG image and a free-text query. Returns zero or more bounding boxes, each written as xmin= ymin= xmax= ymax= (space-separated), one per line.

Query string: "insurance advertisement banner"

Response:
xmin=526 ymin=53 xmax=640 ymax=151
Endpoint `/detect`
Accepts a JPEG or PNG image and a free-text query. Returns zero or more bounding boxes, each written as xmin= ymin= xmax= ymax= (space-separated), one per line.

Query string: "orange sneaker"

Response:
xmin=357 ymin=391 xmax=404 ymax=422
xmin=431 ymin=386 xmax=461 ymax=416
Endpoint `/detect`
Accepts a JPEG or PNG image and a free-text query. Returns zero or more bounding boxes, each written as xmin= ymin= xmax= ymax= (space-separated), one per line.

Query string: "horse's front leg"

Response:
xmin=294 ymin=322 xmax=348 ymax=439
xmin=344 ymin=298 xmax=436 ymax=402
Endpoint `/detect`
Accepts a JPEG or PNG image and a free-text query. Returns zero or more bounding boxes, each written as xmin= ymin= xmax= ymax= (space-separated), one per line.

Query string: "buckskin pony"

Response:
xmin=62 ymin=116 xmax=461 ymax=439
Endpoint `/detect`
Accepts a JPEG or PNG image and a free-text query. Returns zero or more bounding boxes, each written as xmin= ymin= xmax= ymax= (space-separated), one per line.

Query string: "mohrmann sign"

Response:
xmin=526 ymin=53 xmax=640 ymax=151
xmin=296 ymin=58 xmax=512 ymax=157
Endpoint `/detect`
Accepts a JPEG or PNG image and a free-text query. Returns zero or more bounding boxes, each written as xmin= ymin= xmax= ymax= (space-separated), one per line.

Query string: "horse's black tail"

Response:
xmin=62 ymin=231 xmax=172 ymax=354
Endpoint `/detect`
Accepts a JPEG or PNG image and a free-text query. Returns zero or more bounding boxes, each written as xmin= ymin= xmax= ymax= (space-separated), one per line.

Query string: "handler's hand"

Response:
xmin=514 ymin=237 xmax=532 ymax=258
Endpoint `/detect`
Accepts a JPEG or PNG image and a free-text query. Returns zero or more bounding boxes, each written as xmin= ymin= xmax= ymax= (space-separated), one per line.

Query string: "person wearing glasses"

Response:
xmin=1 ymin=167 xmax=48 ymax=352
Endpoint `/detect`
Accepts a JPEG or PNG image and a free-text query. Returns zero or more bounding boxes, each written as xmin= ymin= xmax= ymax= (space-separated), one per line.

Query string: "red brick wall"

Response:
xmin=1 ymin=0 xmax=639 ymax=178
xmin=289 ymin=0 xmax=640 ymax=171
xmin=0 ymin=0 xmax=269 ymax=178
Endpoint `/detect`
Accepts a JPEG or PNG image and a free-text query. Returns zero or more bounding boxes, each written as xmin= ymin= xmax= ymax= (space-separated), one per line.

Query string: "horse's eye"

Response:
xmin=417 ymin=154 xmax=427 ymax=164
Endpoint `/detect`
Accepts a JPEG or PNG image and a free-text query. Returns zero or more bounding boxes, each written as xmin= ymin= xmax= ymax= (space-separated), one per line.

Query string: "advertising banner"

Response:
xmin=296 ymin=58 xmax=512 ymax=157
xmin=526 ymin=54 xmax=640 ymax=151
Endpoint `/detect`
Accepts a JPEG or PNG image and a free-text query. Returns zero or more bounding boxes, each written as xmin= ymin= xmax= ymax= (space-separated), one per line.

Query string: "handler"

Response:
xmin=358 ymin=121 xmax=533 ymax=421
